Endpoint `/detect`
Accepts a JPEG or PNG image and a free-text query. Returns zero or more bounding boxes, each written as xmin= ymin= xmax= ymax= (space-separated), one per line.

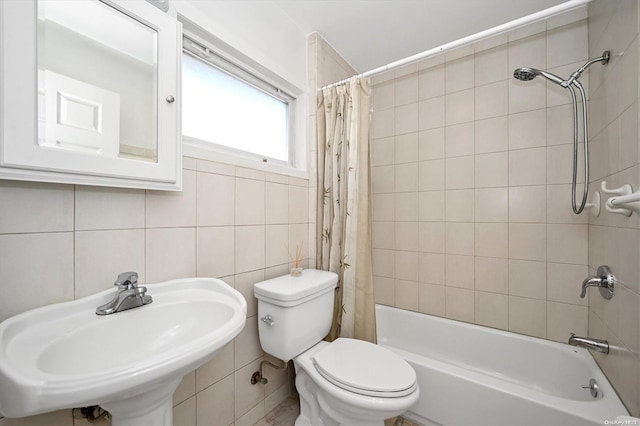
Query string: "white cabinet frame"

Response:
xmin=0 ymin=0 xmax=182 ymax=190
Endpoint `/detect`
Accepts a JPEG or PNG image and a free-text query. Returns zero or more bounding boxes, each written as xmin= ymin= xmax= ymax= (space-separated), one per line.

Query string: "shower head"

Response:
xmin=513 ymin=67 xmax=564 ymax=85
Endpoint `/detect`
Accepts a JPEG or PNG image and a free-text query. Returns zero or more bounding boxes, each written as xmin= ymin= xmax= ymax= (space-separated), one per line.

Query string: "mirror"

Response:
xmin=37 ymin=0 xmax=159 ymax=162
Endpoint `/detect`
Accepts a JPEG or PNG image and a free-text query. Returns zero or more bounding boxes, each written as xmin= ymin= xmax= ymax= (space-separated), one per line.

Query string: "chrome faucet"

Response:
xmin=580 ymin=265 xmax=615 ymax=299
xmin=568 ymin=333 xmax=609 ymax=354
xmin=96 ymin=272 xmax=152 ymax=315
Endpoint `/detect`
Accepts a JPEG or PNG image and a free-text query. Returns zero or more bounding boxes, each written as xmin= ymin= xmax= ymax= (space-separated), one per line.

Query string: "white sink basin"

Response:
xmin=0 ymin=277 xmax=247 ymax=425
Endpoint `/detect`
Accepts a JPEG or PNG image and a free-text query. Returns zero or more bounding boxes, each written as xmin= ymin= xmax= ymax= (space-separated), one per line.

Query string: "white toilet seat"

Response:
xmin=313 ymin=338 xmax=417 ymax=398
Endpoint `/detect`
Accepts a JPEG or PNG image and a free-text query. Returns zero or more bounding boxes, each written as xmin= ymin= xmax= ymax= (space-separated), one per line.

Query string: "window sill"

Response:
xmin=183 ymin=138 xmax=309 ymax=180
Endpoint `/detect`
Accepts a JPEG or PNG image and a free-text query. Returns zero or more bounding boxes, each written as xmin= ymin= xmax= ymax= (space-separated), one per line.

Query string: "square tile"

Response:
xmin=509 ymin=147 xmax=547 ymax=186
xmin=0 ymin=180 xmax=73 ymax=234
xmin=445 ymin=89 xmax=474 ymax=125
xmin=419 ymin=191 xmax=445 ymax=222
xmin=236 ymin=226 xmax=266 ymax=273
xmin=75 ymin=186 xmax=145 ymax=230
xmin=475 ymin=81 xmax=507 ymax=120
xmin=396 ymin=280 xmax=419 ymax=311
xmin=546 ymin=262 xmax=588 ymax=306
xmin=395 ymin=133 xmax=419 ymax=164
xmin=509 ymin=223 xmax=546 ymax=261
xmin=146 ymin=228 xmax=196 ymax=282
xmin=197 ymin=374 xmax=235 ymax=426
xmin=197 ymin=172 xmax=235 ymax=226
xmin=196 ymin=226 xmax=235 ymax=278
xmin=395 ymin=163 xmax=419 ymax=192
xmin=372 ymin=137 xmax=395 ymax=166
xmin=419 ymin=222 xmax=445 ymax=253
xmin=446 ymin=223 xmax=474 ymax=256
xmin=547 ymin=224 xmax=588 ymax=264
xmin=546 ymin=301 xmax=588 ymax=343
xmin=445 ymin=287 xmax=474 ymax=323
xmin=475 ymin=223 xmax=508 ymax=258
xmin=475 ymin=257 xmax=508 ymax=294
xmin=475 ymin=188 xmax=508 ymax=222
xmin=475 ymin=44 xmax=508 ymax=86
xmin=509 ymin=296 xmax=546 ymax=338
xmin=146 ymin=170 xmax=197 ymax=228
xmin=0 ymin=233 xmax=73 ymax=322
xmin=509 ymin=259 xmax=547 ymax=299
xmin=475 ymin=151 xmax=508 ymax=188
xmin=419 ymin=96 xmax=445 ymax=130
xmin=509 ymin=109 xmax=546 ymax=150
xmin=75 ymin=230 xmax=145 ymax=298
xmin=266 ymin=183 xmax=289 ymax=224
xmin=445 ymin=254 xmax=474 ymax=289
xmin=418 ymin=283 xmax=445 ymax=316
xmin=395 ymin=103 xmax=419 ymax=135
xmin=236 ymin=178 xmax=266 ymax=225
xmin=445 ymin=189 xmax=474 ymax=222
xmin=445 ymin=156 xmax=474 ymax=189
xmin=419 ymin=64 xmax=445 ymax=100
xmin=475 ymin=116 xmax=508 ymax=154
xmin=509 ymin=185 xmax=547 ymax=223
xmin=395 ymin=74 xmax=418 ymax=106
xmin=419 ymin=159 xmax=445 ymax=191
xmin=445 ymin=122 xmax=474 ymax=158
xmin=475 ymin=291 xmax=508 ymax=330
xmin=419 ymin=252 xmax=445 ymax=285
xmin=395 ymin=222 xmax=419 ymax=252
xmin=446 ymin=55 xmax=475 ymax=93
xmin=419 ymin=128 xmax=445 ymax=160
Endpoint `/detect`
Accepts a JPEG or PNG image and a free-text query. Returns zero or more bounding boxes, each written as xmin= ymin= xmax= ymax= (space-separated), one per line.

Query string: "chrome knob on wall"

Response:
xmin=580 ymin=265 xmax=615 ymax=300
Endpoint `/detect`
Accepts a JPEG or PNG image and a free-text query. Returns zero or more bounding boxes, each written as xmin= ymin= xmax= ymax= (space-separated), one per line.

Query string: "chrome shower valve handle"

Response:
xmin=580 ymin=265 xmax=615 ymax=300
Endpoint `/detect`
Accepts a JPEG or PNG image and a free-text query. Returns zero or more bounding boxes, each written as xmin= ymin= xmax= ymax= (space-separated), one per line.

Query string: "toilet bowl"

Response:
xmin=254 ymin=269 xmax=419 ymax=426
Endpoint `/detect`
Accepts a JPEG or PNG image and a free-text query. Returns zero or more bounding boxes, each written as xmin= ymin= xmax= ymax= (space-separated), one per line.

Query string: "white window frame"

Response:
xmin=180 ymin=22 xmax=307 ymax=178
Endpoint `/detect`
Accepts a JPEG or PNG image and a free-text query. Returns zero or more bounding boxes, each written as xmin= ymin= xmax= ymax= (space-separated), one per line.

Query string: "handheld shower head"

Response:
xmin=513 ymin=67 xmax=564 ymax=85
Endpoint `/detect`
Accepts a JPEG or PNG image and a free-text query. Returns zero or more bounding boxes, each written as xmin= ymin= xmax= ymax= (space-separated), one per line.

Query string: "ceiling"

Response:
xmin=273 ymin=0 xmax=569 ymax=72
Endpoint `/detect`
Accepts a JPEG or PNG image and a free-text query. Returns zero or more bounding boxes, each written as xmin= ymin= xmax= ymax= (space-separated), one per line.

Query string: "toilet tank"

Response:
xmin=254 ymin=269 xmax=338 ymax=362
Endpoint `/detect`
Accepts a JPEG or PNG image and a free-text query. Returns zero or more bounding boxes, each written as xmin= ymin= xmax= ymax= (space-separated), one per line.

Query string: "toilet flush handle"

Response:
xmin=261 ymin=315 xmax=275 ymax=326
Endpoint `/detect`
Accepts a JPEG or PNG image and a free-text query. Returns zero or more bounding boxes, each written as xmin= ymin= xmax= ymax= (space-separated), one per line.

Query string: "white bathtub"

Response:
xmin=376 ymin=304 xmax=629 ymax=426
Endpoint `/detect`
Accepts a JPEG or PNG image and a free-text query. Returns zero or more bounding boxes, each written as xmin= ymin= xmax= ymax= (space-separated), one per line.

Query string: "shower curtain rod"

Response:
xmin=320 ymin=0 xmax=591 ymax=90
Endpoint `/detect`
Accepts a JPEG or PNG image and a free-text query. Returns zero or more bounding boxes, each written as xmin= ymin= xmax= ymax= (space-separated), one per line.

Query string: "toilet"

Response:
xmin=254 ymin=269 xmax=419 ymax=426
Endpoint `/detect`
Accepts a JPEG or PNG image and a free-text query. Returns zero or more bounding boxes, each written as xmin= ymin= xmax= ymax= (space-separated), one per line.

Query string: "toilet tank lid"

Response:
xmin=254 ymin=269 xmax=338 ymax=303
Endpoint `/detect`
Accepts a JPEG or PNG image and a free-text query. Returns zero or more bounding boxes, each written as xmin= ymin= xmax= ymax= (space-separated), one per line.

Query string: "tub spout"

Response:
xmin=568 ymin=333 xmax=609 ymax=354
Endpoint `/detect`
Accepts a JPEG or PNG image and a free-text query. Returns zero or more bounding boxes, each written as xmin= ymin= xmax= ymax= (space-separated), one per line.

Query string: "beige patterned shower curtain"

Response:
xmin=316 ymin=76 xmax=376 ymax=343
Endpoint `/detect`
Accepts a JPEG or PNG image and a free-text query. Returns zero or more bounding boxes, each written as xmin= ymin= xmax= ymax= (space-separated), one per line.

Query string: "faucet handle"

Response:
xmin=114 ymin=272 xmax=139 ymax=289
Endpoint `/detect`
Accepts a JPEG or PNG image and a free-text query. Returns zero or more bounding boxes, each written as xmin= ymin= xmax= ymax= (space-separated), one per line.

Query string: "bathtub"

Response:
xmin=375 ymin=304 xmax=629 ymax=426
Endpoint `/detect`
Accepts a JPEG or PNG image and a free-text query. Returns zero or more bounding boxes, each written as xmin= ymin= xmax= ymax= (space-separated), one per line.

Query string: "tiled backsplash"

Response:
xmin=0 ymin=157 xmax=312 ymax=425
xmin=370 ymin=18 xmax=592 ymax=341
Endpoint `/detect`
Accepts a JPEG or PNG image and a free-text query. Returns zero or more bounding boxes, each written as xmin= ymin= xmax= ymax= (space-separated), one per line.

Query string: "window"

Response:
xmin=182 ymin=35 xmax=294 ymax=165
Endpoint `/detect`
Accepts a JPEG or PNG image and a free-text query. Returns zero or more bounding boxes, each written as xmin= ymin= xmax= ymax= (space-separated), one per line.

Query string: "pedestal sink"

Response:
xmin=0 ymin=277 xmax=247 ymax=426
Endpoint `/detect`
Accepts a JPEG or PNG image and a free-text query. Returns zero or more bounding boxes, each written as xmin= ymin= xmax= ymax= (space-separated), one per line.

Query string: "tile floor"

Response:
xmin=254 ymin=397 xmax=422 ymax=426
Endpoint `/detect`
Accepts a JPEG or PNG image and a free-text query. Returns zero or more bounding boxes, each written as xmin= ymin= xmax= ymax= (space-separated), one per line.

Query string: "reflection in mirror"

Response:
xmin=37 ymin=0 xmax=159 ymax=162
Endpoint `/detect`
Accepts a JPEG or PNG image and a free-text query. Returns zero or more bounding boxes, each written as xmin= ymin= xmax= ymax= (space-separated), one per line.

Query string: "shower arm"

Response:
xmin=561 ymin=51 xmax=611 ymax=88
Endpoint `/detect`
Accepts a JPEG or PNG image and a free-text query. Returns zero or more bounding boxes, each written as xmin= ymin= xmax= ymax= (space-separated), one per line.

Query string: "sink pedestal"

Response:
xmin=100 ymin=377 xmax=182 ymax=426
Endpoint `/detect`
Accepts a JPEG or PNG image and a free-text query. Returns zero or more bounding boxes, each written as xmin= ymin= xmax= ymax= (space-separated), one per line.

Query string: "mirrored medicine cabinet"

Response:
xmin=0 ymin=0 xmax=182 ymax=190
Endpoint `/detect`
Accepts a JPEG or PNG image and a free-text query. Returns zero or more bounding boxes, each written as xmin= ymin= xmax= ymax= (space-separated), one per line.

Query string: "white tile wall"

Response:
xmin=0 ymin=158 xmax=312 ymax=426
xmin=587 ymin=0 xmax=640 ymax=416
xmin=371 ymin=15 xmax=592 ymax=354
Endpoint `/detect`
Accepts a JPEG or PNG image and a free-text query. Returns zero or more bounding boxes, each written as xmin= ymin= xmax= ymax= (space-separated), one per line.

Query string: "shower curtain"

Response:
xmin=316 ymin=76 xmax=376 ymax=343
